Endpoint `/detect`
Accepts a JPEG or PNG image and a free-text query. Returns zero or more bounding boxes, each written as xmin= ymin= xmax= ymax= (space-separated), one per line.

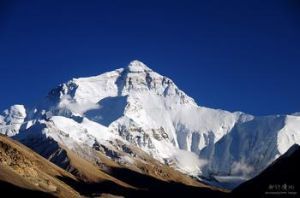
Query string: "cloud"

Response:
xmin=58 ymin=95 xmax=100 ymax=115
xmin=231 ymin=160 xmax=254 ymax=176
xmin=172 ymin=150 xmax=207 ymax=176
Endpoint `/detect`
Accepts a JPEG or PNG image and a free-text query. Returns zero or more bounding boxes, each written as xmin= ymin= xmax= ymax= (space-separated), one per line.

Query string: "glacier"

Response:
xmin=1 ymin=60 xmax=299 ymax=188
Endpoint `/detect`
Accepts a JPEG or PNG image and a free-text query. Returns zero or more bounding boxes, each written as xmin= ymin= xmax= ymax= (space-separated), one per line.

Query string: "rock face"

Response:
xmin=1 ymin=60 xmax=300 ymax=188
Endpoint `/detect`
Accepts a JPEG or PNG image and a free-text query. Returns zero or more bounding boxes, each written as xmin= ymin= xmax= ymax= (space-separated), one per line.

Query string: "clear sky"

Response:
xmin=0 ymin=0 xmax=299 ymax=115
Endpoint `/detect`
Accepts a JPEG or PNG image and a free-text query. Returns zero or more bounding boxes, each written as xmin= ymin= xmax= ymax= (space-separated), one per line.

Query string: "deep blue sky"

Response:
xmin=0 ymin=0 xmax=299 ymax=115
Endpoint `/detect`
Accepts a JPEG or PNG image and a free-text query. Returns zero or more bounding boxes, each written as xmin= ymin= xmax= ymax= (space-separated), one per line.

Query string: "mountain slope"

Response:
xmin=0 ymin=134 xmax=79 ymax=197
xmin=0 ymin=134 xmax=227 ymax=197
xmin=1 ymin=60 xmax=300 ymax=189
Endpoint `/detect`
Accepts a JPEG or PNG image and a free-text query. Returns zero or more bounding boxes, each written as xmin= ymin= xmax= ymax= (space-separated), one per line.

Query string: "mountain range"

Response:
xmin=0 ymin=60 xmax=299 ymax=197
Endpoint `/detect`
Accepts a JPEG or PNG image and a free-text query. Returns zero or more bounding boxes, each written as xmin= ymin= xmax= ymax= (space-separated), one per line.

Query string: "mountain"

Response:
xmin=232 ymin=144 xmax=300 ymax=197
xmin=1 ymin=60 xmax=300 ymax=189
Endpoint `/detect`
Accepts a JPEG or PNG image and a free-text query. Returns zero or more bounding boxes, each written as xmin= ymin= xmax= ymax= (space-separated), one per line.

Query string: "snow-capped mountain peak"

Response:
xmin=1 ymin=60 xmax=300 ymax=189
xmin=126 ymin=60 xmax=152 ymax=72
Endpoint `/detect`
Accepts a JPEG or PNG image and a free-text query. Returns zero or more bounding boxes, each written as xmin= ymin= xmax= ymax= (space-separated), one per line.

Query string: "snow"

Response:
xmin=60 ymin=69 xmax=121 ymax=105
xmin=49 ymin=116 xmax=117 ymax=147
xmin=127 ymin=60 xmax=152 ymax=72
xmin=292 ymin=112 xmax=300 ymax=116
xmin=1 ymin=60 xmax=300 ymax=189
xmin=277 ymin=115 xmax=300 ymax=154
xmin=0 ymin=104 xmax=26 ymax=136
xmin=49 ymin=116 xmax=96 ymax=147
